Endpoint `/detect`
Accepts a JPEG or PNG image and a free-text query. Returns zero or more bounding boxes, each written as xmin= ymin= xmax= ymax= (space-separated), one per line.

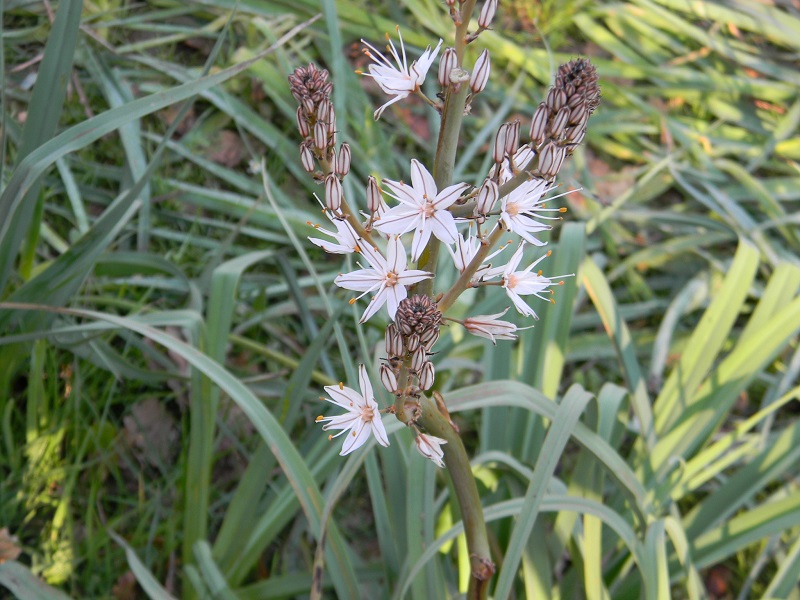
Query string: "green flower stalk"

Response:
xmin=288 ymin=7 xmax=599 ymax=598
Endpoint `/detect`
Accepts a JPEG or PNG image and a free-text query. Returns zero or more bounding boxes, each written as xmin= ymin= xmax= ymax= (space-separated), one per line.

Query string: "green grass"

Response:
xmin=1 ymin=0 xmax=799 ymax=598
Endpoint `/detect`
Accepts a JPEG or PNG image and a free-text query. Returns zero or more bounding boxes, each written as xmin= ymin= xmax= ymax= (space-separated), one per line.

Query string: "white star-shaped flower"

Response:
xmin=360 ymin=29 xmax=443 ymax=120
xmin=316 ymin=365 xmax=390 ymax=456
xmin=487 ymin=245 xmax=569 ymax=319
xmin=335 ymin=236 xmax=432 ymax=322
xmin=500 ymin=178 xmax=554 ymax=247
xmin=308 ymin=217 xmax=360 ymax=254
xmin=414 ymin=433 xmax=447 ymax=468
xmin=375 ymin=159 xmax=470 ymax=261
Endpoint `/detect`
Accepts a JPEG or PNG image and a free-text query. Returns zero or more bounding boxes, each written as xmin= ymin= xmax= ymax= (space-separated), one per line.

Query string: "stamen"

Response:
xmin=339 ymin=382 xmax=344 ymax=390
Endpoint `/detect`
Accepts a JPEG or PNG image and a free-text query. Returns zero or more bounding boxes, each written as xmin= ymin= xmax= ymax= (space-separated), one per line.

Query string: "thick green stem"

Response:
xmin=410 ymin=3 xmax=494 ymax=597
xmin=393 ymin=366 xmax=494 ymax=596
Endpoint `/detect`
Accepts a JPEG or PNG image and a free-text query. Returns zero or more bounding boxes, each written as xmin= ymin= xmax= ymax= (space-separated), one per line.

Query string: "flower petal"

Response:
xmin=340 ymin=420 xmax=371 ymax=455
xmin=410 ymin=159 xmax=437 ymax=200
xmin=358 ymin=364 xmax=373 ymax=406
xmin=429 ymin=210 xmax=458 ymax=245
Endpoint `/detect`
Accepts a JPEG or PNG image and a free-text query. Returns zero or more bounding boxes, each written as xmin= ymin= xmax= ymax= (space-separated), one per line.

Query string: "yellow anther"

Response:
xmin=349 ymin=298 xmax=357 ymax=305
xmin=328 ymin=435 xmax=333 ymax=441
xmin=316 ymin=415 xmax=324 ymax=422
xmin=559 ymin=207 xmax=568 ymax=213
xmin=558 ymin=281 xmax=565 ymax=285
xmin=538 ymin=270 xmax=543 ymax=276
xmin=546 ymin=250 xmax=552 ymax=256
xmin=339 ymin=382 xmax=345 ymax=390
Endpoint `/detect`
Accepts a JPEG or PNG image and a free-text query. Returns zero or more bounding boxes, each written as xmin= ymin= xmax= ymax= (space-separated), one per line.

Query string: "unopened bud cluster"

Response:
xmin=289 ymin=64 xmax=352 ymax=213
xmin=528 ymin=58 xmax=601 ymax=179
xmin=380 ymin=296 xmax=442 ymax=400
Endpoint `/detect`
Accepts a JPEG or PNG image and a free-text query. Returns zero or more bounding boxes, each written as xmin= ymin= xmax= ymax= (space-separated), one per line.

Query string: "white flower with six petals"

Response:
xmin=487 ymin=244 xmax=568 ymax=319
xmin=334 ymin=236 xmax=432 ymax=322
xmin=316 ymin=365 xmax=390 ymax=456
xmin=376 ymin=159 xmax=470 ymax=261
xmin=360 ymin=29 xmax=443 ymax=120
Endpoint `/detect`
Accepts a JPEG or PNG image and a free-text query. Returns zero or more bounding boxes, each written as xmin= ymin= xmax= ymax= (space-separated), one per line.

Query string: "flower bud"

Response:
xmin=419 ymin=361 xmax=435 ymax=391
xmin=328 ymin=149 xmax=339 ymax=175
xmin=316 ymin=99 xmax=331 ymax=123
xmin=549 ymin=106 xmax=570 ymax=139
xmin=568 ymin=102 xmax=588 ymax=127
xmin=380 ymin=364 xmax=398 ymax=393
xmin=385 ymin=323 xmax=405 ymax=358
xmin=337 ymin=143 xmax=351 ymax=176
xmin=302 ymin=97 xmax=314 ymax=116
xmin=493 ymin=123 xmax=508 ymax=164
xmin=406 ymin=333 xmax=421 ymax=352
xmin=546 ymin=87 xmax=567 ymax=111
xmin=537 ymin=141 xmax=557 ymax=177
xmin=313 ymin=122 xmax=328 ymax=151
xmin=367 ymin=176 xmax=384 ymax=215
xmin=410 ymin=346 xmax=427 ymax=373
xmin=421 ymin=327 xmax=440 ymax=350
xmin=512 ymin=145 xmax=534 ymax=172
xmin=296 ymin=107 xmax=310 ymax=138
xmin=530 ymin=103 xmax=549 ymax=147
xmin=566 ymin=126 xmax=586 ymax=145
xmin=325 ymin=174 xmax=342 ymax=212
xmin=300 ymin=145 xmax=315 ymax=172
xmin=475 ymin=179 xmax=498 ymax=216
xmin=550 ymin=145 xmax=567 ymax=175
xmin=438 ymin=47 xmax=458 ymax=87
xmin=470 ymin=50 xmax=490 ymax=94
xmin=505 ymin=120 xmax=520 ymax=155
xmin=327 ymin=106 xmax=337 ymax=133
xmin=478 ymin=0 xmax=497 ymax=28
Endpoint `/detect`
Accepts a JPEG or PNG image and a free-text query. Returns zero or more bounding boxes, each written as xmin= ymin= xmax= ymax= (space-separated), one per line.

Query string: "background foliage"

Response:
xmin=1 ymin=0 xmax=799 ymax=598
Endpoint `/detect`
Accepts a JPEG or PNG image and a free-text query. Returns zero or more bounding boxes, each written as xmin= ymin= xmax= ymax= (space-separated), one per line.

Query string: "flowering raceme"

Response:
xmin=290 ymin=32 xmax=599 ymax=471
xmin=289 ymin=12 xmax=600 ymax=594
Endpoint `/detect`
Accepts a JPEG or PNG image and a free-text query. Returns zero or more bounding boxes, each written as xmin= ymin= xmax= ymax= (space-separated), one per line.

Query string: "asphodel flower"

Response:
xmin=334 ymin=236 xmax=432 ymax=322
xmin=375 ymin=159 xmax=469 ymax=261
xmin=359 ymin=28 xmax=443 ymax=120
xmin=316 ymin=365 xmax=390 ymax=456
